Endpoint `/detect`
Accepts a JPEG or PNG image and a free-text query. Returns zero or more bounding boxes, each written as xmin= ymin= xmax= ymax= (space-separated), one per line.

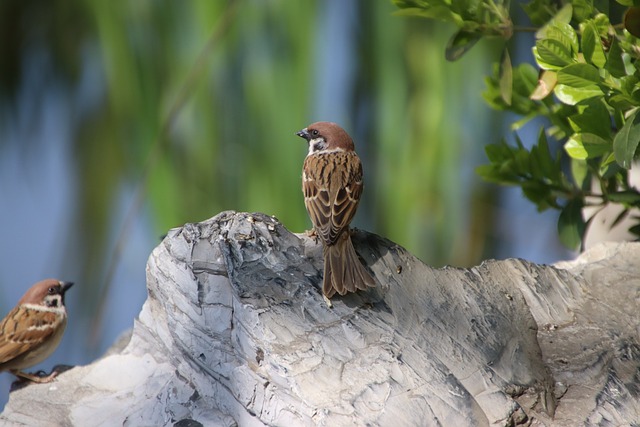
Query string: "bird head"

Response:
xmin=296 ymin=122 xmax=355 ymax=154
xmin=18 ymin=279 xmax=74 ymax=308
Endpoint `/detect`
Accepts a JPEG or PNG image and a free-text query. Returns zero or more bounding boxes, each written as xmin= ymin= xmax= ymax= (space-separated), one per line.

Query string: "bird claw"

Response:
xmin=305 ymin=229 xmax=319 ymax=244
xmin=323 ymin=294 xmax=333 ymax=308
xmin=12 ymin=369 xmax=59 ymax=384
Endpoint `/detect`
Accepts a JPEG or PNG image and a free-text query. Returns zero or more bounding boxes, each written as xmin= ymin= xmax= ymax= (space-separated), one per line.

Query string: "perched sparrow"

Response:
xmin=297 ymin=122 xmax=375 ymax=299
xmin=0 ymin=279 xmax=73 ymax=383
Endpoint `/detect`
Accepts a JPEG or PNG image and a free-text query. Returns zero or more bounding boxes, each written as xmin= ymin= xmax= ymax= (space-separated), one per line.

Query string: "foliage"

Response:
xmin=394 ymin=0 xmax=640 ymax=249
xmin=0 ymin=0 xmax=500 ymax=335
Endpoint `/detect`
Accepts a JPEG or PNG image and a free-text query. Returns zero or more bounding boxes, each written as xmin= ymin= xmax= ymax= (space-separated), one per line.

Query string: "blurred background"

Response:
xmin=0 ymin=0 xmax=570 ymax=407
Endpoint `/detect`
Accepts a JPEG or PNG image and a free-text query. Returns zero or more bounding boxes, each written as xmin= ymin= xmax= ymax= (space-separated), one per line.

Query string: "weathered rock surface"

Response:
xmin=1 ymin=211 xmax=639 ymax=426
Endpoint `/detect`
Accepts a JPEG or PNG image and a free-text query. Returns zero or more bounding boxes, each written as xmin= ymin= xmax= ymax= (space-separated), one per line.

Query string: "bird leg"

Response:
xmin=11 ymin=369 xmax=58 ymax=383
xmin=305 ymin=228 xmax=319 ymax=244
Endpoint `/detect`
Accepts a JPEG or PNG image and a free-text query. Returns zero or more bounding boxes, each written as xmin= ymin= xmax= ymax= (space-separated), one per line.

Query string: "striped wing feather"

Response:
xmin=0 ymin=305 xmax=60 ymax=366
xmin=303 ymin=151 xmax=363 ymax=246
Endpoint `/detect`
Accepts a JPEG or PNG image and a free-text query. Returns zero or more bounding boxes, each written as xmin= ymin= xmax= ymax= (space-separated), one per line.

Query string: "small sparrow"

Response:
xmin=0 ymin=279 xmax=73 ymax=383
xmin=297 ymin=122 xmax=375 ymax=299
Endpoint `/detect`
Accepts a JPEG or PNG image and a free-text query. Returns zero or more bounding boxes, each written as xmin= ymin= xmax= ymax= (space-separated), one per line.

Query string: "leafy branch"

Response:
xmin=394 ymin=0 xmax=640 ymax=249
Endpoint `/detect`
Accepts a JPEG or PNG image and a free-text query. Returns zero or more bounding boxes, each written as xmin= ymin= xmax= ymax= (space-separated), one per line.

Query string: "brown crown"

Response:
xmin=305 ymin=122 xmax=355 ymax=151
xmin=18 ymin=279 xmax=73 ymax=305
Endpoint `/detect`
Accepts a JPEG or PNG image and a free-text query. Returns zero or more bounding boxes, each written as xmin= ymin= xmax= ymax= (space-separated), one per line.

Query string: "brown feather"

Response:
xmin=303 ymin=150 xmax=363 ymax=246
xmin=0 ymin=278 xmax=71 ymax=375
xmin=323 ymin=232 xmax=375 ymax=298
xmin=0 ymin=305 xmax=66 ymax=370
xmin=298 ymin=122 xmax=375 ymax=298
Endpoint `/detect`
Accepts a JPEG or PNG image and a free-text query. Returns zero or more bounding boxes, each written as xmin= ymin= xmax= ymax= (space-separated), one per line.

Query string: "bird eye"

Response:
xmin=48 ymin=287 xmax=56 ymax=295
xmin=311 ymin=129 xmax=319 ymax=137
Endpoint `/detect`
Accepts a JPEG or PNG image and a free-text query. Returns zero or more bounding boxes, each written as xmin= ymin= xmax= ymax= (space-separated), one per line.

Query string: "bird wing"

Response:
xmin=0 ymin=305 xmax=62 ymax=365
xmin=303 ymin=151 xmax=363 ymax=246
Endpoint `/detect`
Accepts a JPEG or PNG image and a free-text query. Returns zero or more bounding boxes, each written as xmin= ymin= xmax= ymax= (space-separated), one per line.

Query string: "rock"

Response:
xmin=1 ymin=211 xmax=639 ymax=426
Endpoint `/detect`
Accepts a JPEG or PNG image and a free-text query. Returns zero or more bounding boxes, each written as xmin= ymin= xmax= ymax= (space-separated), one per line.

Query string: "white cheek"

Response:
xmin=308 ymin=137 xmax=324 ymax=155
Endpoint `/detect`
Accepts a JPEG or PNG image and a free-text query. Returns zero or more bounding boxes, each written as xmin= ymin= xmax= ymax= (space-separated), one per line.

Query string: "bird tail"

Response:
xmin=323 ymin=231 xmax=375 ymax=298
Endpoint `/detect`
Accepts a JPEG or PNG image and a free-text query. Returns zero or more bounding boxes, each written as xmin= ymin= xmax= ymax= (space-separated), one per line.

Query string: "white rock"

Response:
xmin=1 ymin=211 xmax=639 ymax=426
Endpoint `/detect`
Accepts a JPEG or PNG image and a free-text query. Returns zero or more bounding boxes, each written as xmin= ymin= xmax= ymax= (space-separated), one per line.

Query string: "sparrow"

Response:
xmin=297 ymin=121 xmax=375 ymax=299
xmin=0 ymin=279 xmax=73 ymax=383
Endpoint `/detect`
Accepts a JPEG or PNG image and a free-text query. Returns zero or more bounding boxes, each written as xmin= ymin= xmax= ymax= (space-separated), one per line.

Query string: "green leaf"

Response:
xmin=613 ymin=109 xmax=640 ymax=169
xmin=601 ymin=152 xmax=617 ymax=168
xmin=629 ymin=223 xmax=640 ymax=237
xmin=621 ymin=75 xmax=640 ymax=97
xmin=608 ymin=94 xmax=636 ymax=111
xmin=445 ymin=30 xmax=482 ymax=61
xmin=514 ymin=144 xmax=530 ymax=174
xmin=483 ymin=63 xmax=540 ymax=115
xmin=573 ymin=0 xmax=595 ymax=21
xmin=607 ymin=37 xmax=627 ymax=78
xmin=522 ymin=180 xmax=555 ymax=211
xmin=477 ymin=140 xmax=522 ymax=184
xmin=565 ymin=133 xmax=611 ymax=159
xmin=581 ymin=22 xmax=597 ymax=64
xmin=523 ymin=0 xmax=557 ymax=25
xmin=536 ymin=4 xmax=573 ymax=39
xmin=485 ymin=140 xmax=509 ymax=163
xmin=555 ymin=3 xmax=574 ymax=24
xmin=510 ymin=113 xmax=537 ymax=130
xmin=607 ymin=190 xmax=640 ymax=206
xmin=500 ymin=48 xmax=513 ymax=105
xmin=601 ymin=157 xmax=622 ymax=178
xmin=533 ymin=39 xmax=574 ymax=70
xmin=554 ymin=84 xmax=603 ymax=105
xmin=570 ymin=158 xmax=589 ymax=189
xmin=531 ymin=128 xmax=558 ymax=180
xmin=544 ymin=22 xmax=579 ymax=53
xmin=592 ymin=13 xmax=611 ymax=32
xmin=530 ymin=70 xmax=557 ymax=100
xmin=568 ymin=99 xmax=611 ymax=139
xmin=510 ymin=63 xmax=540 ymax=113
xmin=558 ymin=199 xmax=585 ymax=250
xmin=557 ymin=63 xmax=600 ymax=88
xmin=476 ymin=164 xmax=517 ymax=184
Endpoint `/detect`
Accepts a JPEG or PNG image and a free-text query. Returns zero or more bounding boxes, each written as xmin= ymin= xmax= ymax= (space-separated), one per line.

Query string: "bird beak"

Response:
xmin=59 ymin=281 xmax=74 ymax=294
xmin=296 ymin=128 xmax=310 ymax=141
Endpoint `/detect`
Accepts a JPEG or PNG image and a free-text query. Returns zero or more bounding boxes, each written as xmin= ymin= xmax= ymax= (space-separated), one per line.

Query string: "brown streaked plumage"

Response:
xmin=297 ymin=122 xmax=375 ymax=299
xmin=0 ymin=279 xmax=73 ymax=383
